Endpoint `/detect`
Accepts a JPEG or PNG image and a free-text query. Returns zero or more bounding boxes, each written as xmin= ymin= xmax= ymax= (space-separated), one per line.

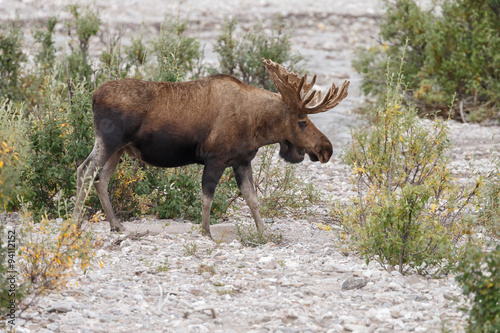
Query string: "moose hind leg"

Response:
xmin=233 ymin=162 xmax=264 ymax=231
xmin=201 ymin=164 xmax=225 ymax=238
xmin=94 ymin=150 xmax=125 ymax=232
xmin=74 ymin=152 xmax=101 ymax=228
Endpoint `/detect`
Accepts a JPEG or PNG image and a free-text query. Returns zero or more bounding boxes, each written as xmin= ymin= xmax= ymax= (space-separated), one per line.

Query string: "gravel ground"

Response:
xmin=1 ymin=0 xmax=500 ymax=332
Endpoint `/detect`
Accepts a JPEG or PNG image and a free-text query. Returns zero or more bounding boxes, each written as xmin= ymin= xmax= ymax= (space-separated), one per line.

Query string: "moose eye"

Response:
xmin=298 ymin=120 xmax=307 ymax=129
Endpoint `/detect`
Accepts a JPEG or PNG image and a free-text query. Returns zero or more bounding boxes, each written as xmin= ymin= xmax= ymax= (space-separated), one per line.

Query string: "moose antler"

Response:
xmin=262 ymin=58 xmax=350 ymax=115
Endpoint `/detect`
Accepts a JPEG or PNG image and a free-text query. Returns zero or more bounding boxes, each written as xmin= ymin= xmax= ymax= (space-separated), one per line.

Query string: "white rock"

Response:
xmin=258 ymin=256 xmax=277 ymax=269
xmin=366 ymin=308 xmax=392 ymax=322
xmin=284 ymin=259 xmax=300 ymax=269
xmin=388 ymin=282 xmax=403 ymax=291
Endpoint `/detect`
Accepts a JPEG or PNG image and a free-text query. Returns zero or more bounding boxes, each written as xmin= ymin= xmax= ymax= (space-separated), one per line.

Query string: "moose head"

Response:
xmin=262 ymin=59 xmax=349 ymax=164
xmin=73 ymin=58 xmax=349 ymax=238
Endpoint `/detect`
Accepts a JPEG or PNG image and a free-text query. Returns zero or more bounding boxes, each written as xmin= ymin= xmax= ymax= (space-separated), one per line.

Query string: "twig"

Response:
xmin=183 ymin=306 xmax=217 ymax=319
xmin=107 ymin=230 xmax=150 ymax=248
xmin=459 ymin=100 xmax=467 ymax=124
xmin=66 ymin=62 xmax=73 ymax=104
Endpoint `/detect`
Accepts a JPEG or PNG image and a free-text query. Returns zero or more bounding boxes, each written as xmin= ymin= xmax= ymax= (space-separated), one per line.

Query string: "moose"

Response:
xmin=73 ymin=58 xmax=349 ymax=238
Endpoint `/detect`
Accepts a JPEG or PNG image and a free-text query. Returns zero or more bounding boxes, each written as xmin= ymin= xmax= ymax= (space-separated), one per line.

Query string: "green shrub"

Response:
xmin=21 ymin=77 xmax=93 ymax=218
xmin=0 ymin=100 xmax=29 ymax=318
xmin=335 ymin=58 xmax=479 ymax=275
xmin=236 ymin=223 xmax=282 ymax=247
xmin=129 ymin=164 xmax=237 ymax=223
xmin=254 ymin=145 xmax=320 ymax=218
xmin=16 ymin=215 xmax=99 ymax=313
xmin=34 ymin=17 xmax=58 ymax=71
xmin=64 ymin=4 xmax=101 ymax=83
xmin=353 ymin=0 xmax=500 ymax=121
xmin=98 ymin=38 xmax=128 ymax=83
xmin=0 ymin=22 xmax=26 ymax=102
xmin=476 ymin=156 xmax=500 ymax=239
xmin=214 ymin=18 xmax=304 ymax=91
xmin=124 ymin=36 xmax=148 ymax=78
xmin=0 ymin=101 xmax=29 ymax=210
xmin=456 ymin=243 xmax=500 ymax=332
xmin=153 ymin=20 xmax=202 ymax=82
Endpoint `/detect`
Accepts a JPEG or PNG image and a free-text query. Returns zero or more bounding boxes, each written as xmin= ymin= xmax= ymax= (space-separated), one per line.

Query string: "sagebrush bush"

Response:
xmin=64 ymin=4 xmax=101 ymax=83
xmin=0 ymin=101 xmax=29 ymax=318
xmin=214 ymin=18 xmax=304 ymax=92
xmin=0 ymin=101 xmax=29 ymax=210
xmin=353 ymin=0 xmax=500 ymax=121
xmin=0 ymin=22 xmax=26 ymax=102
xmin=455 ymin=243 xmax=500 ymax=333
xmin=16 ymin=215 xmax=99 ymax=312
xmin=106 ymin=160 xmax=238 ymax=223
xmin=335 ymin=58 xmax=479 ymax=275
xmin=153 ymin=20 xmax=202 ymax=82
xmin=235 ymin=222 xmax=282 ymax=247
xmin=21 ymin=77 xmax=93 ymax=218
xmin=475 ymin=155 xmax=500 ymax=239
xmin=34 ymin=17 xmax=57 ymax=71
xmin=254 ymin=145 xmax=320 ymax=218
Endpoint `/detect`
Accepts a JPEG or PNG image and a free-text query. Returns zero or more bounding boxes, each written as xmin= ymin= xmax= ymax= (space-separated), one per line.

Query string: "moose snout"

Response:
xmin=312 ymin=140 xmax=333 ymax=163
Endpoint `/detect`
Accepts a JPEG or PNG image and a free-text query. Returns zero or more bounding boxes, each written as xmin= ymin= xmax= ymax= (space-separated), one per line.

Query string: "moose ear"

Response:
xmin=262 ymin=58 xmax=350 ymax=115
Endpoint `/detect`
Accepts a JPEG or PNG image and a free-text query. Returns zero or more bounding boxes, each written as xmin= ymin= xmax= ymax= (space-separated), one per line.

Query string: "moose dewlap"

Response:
xmin=73 ymin=58 xmax=349 ymax=238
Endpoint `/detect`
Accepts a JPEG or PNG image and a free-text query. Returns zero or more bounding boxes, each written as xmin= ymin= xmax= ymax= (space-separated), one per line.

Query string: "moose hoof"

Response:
xmin=110 ymin=222 xmax=126 ymax=232
xmin=201 ymin=229 xmax=213 ymax=240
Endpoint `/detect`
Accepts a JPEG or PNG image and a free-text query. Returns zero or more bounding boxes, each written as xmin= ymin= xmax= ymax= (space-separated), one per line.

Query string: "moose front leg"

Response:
xmin=201 ymin=165 xmax=225 ymax=238
xmin=233 ymin=162 xmax=265 ymax=231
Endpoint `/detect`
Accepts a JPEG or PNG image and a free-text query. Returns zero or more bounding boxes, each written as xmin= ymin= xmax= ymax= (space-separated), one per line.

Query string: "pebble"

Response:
xmin=342 ymin=277 xmax=368 ymax=290
xmin=46 ymin=302 xmax=73 ymax=313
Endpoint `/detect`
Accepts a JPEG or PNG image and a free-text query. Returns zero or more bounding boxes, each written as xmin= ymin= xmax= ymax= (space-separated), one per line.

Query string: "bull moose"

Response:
xmin=73 ymin=58 xmax=349 ymax=238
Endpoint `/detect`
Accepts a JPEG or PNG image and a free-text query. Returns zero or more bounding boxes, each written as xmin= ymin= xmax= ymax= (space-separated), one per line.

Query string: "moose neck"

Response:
xmin=251 ymin=93 xmax=293 ymax=149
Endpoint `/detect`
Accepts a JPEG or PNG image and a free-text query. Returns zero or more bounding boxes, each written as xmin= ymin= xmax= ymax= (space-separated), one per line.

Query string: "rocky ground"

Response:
xmin=2 ymin=0 xmax=500 ymax=332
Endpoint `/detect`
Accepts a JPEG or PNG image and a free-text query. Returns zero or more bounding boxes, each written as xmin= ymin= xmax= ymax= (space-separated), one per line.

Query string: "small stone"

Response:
xmin=39 ymin=329 xmax=54 ymax=333
xmin=388 ymin=281 xmax=403 ymax=291
xmin=443 ymin=290 xmax=460 ymax=301
xmin=326 ymin=325 xmax=343 ymax=333
xmin=47 ymin=302 xmax=73 ymax=313
xmin=47 ymin=314 xmax=61 ymax=322
xmin=46 ymin=323 xmax=60 ymax=331
xmin=187 ymin=324 xmax=209 ymax=333
xmin=258 ymin=256 xmax=277 ymax=269
xmin=391 ymin=270 xmax=403 ymax=277
xmin=99 ymin=288 xmax=124 ymax=299
xmin=367 ymin=308 xmax=392 ymax=322
xmin=272 ymin=326 xmax=294 ymax=333
xmin=362 ymin=270 xmax=374 ymax=278
xmin=343 ymin=323 xmax=368 ymax=332
xmin=121 ymin=246 xmax=133 ymax=254
xmin=284 ymin=260 xmax=300 ymax=269
xmin=412 ymin=283 xmax=426 ymax=290
xmin=390 ymin=310 xmax=402 ymax=319
xmin=280 ymin=277 xmax=292 ymax=287
xmin=83 ymin=310 xmax=99 ymax=319
xmin=342 ymin=277 xmax=367 ymax=290
xmin=100 ymin=314 xmax=113 ymax=322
